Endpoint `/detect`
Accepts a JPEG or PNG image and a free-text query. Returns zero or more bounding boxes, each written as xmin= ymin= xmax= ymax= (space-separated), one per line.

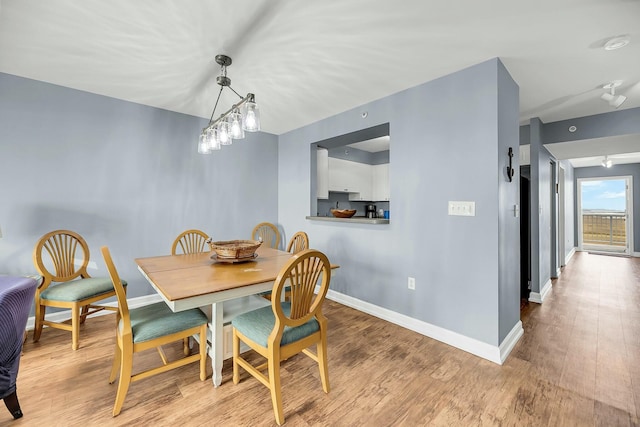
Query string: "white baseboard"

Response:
xmin=528 ymin=278 xmax=552 ymax=304
xmin=565 ymin=247 xmax=576 ymax=264
xmin=30 ymin=290 xmax=526 ymax=366
xmin=26 ymin=293 xmax=162 ymax=331
xmin=634 ymin=252 xmax=640 ymax=258
xmin=499 ymin=321 xmax=524 ymax=364
xmin=324 ymin=289 xmax=522 ymax=365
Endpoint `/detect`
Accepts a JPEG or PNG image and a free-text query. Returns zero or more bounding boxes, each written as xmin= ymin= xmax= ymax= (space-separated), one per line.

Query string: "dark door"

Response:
xmin=520 ymin=171 xmax=531 ymax=302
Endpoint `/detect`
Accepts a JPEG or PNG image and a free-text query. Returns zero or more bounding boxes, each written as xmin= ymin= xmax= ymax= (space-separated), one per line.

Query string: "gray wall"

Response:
xmin=574 ymin=163 xmax=640 ymax=251
xmin=497 ymin=61 xmax=520 ymax=342
xmin=278 ymin=58 xmax=520 ymax=347
xmin=0 ymin=72 xmax=279 ymax=301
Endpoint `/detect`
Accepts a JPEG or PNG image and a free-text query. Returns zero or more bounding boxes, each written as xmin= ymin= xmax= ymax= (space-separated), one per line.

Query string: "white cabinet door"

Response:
xmin=348 ymin=161 xmax=373 ymax=201
xmin=372 ymin=163 xmax=390 ymax=201
xmin=328 ymin=157 xmax=360 ymax=193
xmin=316 ymin=148 xmax=329 ymax=199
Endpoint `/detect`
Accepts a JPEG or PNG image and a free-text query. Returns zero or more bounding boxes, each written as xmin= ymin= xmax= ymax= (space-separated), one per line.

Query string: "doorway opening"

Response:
xmin=577 ymin=176 xmax=633 ymax=255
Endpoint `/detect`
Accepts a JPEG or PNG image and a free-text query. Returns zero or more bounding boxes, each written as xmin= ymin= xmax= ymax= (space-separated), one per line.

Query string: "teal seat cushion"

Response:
xmin=232 ymin=302 xmax=319 ymax=348
xmin=258 ymin=285 xmax=291 ymax=298
xmin=127 ymin=303 xmax=207 ymax=343
xmin=41 ymin=277 xmax=127 ymax=302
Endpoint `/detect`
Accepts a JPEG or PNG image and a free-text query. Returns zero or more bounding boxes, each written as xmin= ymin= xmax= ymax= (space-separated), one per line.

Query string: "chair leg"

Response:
xmin=112 ymin=345 xmax=133 ymax=417
xmin=33 ymin=303 xmax=45 ymax=343
xmin=268 ymin=353 xmax=285 ymax=426
xmin=80 ymin=304 xmax=90 ymax=324
xmin=317 ymin=336 xmax=330 ymax=393
xmin=71 ymin=303 xmax=80 ymax=350
xmin=109 ymin=342 xmax=121 ymax=384
xmin=2 ymin=390 xmax=23 ymax=419
xmin=183 ymin=337 xmax=190 ymax=356
xmin=232 ymin=330 xmax=240 ymax=385
xmin=199 ymin=325 xmax=207 ymax=381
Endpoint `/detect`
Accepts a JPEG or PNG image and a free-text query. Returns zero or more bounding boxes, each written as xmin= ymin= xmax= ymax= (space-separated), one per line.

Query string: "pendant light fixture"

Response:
xmin=198 ymin=54 xmax=260 ymax=154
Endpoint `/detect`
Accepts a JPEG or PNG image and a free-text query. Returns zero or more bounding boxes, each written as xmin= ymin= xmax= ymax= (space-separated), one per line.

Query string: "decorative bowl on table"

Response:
xmin=330 ymin=209 xmax=357 ymax=218
xmin=208 ymin=239 xmax=262 ymax=263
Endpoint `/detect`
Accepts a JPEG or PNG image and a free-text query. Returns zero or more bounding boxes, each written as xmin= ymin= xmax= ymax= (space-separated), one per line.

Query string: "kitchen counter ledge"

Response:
xmin=306 ymin=216 xmax=389 ymax=225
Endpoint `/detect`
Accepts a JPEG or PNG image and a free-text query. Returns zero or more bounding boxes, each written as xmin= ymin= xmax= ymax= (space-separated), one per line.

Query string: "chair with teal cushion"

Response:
xmin=32 ymin=230 xmax=126 ymax=350
xmin=101 ymin=246 xmax=208 ymax=417
xmin=232 ymin=249 xmax=331 ymax=426
xmin=260 ymin=231 xmax=309 ymax=301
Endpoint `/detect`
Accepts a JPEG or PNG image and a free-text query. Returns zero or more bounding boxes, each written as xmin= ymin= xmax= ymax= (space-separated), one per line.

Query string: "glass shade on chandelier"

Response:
xmin=198 ymin=54 xmax=260 ymax=154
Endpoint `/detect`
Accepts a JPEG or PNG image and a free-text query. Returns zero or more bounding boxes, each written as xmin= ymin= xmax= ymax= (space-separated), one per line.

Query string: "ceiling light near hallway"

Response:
xmin=601 ymin=156 xmax=613 ymax=168
xmin=601 ymin=81 xmax=627 ymax=109
xmin=603 ymin=35 xmax=631 ymax=51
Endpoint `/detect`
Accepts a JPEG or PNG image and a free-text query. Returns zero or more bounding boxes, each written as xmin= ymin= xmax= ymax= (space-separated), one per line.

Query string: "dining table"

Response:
xmin=135 ymin=245 xmax=337 ymax=387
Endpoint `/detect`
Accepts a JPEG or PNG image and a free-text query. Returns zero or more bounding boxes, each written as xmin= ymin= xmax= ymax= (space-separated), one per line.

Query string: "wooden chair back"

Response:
xmin=286 ymin=231 xmax=309 ymax=254
xmin=171 ymin=229 xmax=210 ymax=255
xmin=33 ymin=229 xmax=91 ymax=290
xmin=100 ymin=246 xmax=131 ymax=335
xmin=271 ymin=249 xmax=331 ymax=329
xmin=252 ymin=222 xmax=280 ymax=249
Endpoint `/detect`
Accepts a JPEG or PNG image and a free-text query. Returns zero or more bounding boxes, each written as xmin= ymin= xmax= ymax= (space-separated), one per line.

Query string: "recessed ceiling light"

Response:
xmin=568 ymin=126 xmax=577 ymax=133
xmin=604 ymin=35 xmax=630 ymax=51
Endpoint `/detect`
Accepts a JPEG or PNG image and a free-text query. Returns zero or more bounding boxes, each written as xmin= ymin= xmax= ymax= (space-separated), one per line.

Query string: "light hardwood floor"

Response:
xmin=5 ymin=252 xmax=640 ymax=426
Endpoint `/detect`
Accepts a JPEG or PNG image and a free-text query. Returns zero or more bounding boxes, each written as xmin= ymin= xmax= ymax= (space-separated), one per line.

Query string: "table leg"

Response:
xmin=211 ymin=301 xmax=224 ymax=387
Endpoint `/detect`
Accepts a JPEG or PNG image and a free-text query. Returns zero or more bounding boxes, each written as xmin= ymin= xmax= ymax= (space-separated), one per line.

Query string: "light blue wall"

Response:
xmin=574 ymin=163 xmax=640 ymax=251
xmin=543 ymin=108 xmax=640 ymax=143
xmin=497 ymin=61 xmax=520 ymax=342
xmin=0 ymin=73 xmax=279 ymax=300
xmin=278 ymin=58 xmax=520 ymax=347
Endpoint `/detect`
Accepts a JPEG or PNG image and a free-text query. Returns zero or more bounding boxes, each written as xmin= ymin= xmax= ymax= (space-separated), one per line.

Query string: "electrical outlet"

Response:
xmin=408 ymin=277 xmax=416 ymax=290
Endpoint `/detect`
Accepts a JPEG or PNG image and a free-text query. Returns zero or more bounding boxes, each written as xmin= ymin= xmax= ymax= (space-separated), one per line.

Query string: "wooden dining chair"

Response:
xmin=251 ymin=222 xmax=280 ymax=249
xmin=286 ymin=231 xmax=309 ymax=254
xmin=232 ymin=249 xmax=331 ymax=426
xmin=32 ymin=229 xmax=124 ymax=350
xmin=170 ymin=229 xmax=210 ymax=352
xmin=261 ymin=231 xmax=310 ymax=301
xmin=101 ymin=246 xmax=208 ymax=417
xmin=171 ymin=229 xmax=210 ymax=255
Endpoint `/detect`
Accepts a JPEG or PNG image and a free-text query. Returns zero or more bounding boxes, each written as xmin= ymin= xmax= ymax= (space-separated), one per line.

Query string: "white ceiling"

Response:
xmin=1 ymin=0 xmax=639 ymax=164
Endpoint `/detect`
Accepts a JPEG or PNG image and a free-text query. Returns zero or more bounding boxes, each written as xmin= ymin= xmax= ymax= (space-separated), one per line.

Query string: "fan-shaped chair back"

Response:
xmin=171 ymin=229 xmax=210 ymax=255
xmin=286 ymin=231 xmax=309 ymax=254
xmin=251 ymin=222 xmax=280 ymax=249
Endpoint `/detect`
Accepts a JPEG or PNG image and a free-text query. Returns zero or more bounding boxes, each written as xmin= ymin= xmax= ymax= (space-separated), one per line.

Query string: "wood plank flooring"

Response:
xmin=5 ymin=251 xmax=640 ymax=426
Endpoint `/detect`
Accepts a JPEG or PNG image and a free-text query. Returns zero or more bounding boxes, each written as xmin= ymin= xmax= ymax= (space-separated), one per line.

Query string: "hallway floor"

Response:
xmin=514 ymin=251 xmax=640 ymax=425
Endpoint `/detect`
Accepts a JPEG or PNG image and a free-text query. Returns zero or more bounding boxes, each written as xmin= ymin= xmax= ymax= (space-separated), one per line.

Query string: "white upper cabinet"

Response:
xmin=316 ymin=148 xmax=329 ymax=199
xmin=327 ymin=157 xmax=389 ymax=202
xmin=348 ymin=161 xmax=372 ymax=201
xmin=328 ymin=157 xmax=361 ymax=193
xmin=371 ymin=163 xmax=390 ymax=201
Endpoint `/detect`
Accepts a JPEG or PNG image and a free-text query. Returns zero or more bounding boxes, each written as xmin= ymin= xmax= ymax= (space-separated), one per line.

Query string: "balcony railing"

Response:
xmin=582 ymin=212 xmax=626 ymax=248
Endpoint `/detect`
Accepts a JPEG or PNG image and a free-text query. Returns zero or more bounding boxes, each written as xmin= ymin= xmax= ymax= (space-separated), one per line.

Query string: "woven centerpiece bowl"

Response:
xmin=330 ymin=209 xmax=357 ymax=218
xmin=209 ymin=240 xmax=262 ymax=259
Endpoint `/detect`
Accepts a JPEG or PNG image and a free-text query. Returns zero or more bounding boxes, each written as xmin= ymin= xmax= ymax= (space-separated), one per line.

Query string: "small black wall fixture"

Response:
xmin=507 ymin=147 xmax=514 ymax=182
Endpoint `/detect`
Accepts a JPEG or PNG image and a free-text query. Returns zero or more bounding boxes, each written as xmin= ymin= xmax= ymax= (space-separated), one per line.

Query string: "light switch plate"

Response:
xmin=448 ymin=201 xmax=476 ymax=216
